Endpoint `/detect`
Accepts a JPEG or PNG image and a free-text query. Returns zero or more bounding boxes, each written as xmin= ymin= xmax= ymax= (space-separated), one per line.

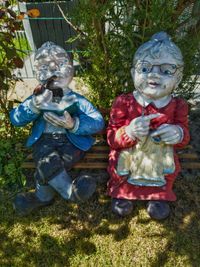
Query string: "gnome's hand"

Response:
xmin=43 ymin=110 xmax=75 ymax=130
xmin=31 ymin=89 xmax=53 ymax=111
xmin=151 ymin=124 xmax=183 ymax=145
xmin=125 ymin=113 xmax=160 ymax=140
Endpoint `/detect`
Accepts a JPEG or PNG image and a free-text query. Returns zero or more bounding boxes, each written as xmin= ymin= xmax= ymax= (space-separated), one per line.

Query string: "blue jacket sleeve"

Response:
xmin=9 ymin=96 xmax=40 ymax=127
xmin=72 ymin=94 xmax=105 ymax=135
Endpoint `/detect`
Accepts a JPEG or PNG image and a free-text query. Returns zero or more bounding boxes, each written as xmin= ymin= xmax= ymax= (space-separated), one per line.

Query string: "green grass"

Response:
xmin=0 ymin=171 xmax=200 ymax=267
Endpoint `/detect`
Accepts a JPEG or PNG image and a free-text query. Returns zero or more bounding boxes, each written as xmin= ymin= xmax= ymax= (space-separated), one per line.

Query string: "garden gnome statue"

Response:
xmin=10 ymin=42 xmax=104 ymax=215
xmin=107 ymin=32 xmax=190 ymax=220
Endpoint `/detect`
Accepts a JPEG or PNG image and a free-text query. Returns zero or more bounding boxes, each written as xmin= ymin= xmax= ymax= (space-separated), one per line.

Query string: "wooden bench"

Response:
xmin=22 ymin=141 xmax=200 ymax=170
xmin=21 ymin=108 xmax=200 ymax=170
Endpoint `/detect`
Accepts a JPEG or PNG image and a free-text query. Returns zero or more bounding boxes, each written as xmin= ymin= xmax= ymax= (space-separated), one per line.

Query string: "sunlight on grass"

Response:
xmin=0 ymin=174 xmax=200 ymax=267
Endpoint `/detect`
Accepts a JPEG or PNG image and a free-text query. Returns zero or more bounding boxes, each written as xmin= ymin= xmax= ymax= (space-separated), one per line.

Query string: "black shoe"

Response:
xmin=71 ymin=175 xmax=97 ymax=202
xmin=13 ymin=192 xmax=54 ymax=216
xmin=111 ymin=198 xmax=133 ymax=217
xmin=147 ymin=201 xmax=170 ymax=220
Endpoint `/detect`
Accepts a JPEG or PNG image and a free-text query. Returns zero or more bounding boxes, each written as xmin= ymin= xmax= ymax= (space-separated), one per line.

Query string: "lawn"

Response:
xmin=0 ymin=169 xmax=200 ymax=267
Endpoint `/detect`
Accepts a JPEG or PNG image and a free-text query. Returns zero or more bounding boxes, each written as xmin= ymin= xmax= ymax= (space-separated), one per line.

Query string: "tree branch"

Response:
xmin=57 ymin=3 xmax=86 ymax=37
xmin=90 ymin=0 xmax=110 ymax=68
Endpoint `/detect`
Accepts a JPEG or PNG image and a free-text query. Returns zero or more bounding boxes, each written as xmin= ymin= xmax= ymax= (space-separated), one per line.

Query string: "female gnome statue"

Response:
xmin=107 ymin=32 xmax=190 ymax=220
xmin=10 ymin=42 xmax=104 ymax=216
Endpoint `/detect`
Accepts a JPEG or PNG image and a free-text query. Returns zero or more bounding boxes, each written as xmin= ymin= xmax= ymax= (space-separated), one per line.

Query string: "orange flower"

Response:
xmin=17 ymin=13 xmax=25 ymax=20
xmin=27 ymin=9 xmax=40 ymax=18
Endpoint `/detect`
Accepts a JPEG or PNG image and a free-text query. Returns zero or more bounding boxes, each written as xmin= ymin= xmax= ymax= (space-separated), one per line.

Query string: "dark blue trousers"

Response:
xmin=32 ymin=133 xmax=85 ymax=185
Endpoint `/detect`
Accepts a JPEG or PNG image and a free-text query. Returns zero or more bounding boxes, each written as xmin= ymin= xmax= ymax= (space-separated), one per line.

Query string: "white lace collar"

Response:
xmin=133 ymin=91 xmax=172 ymax=108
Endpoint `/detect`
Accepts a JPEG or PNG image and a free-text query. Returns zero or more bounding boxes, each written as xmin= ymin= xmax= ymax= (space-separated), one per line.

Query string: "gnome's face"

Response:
xmin=34 ymin=42 xmax=74 ymax=90
xmin=131 ymin=51 xmax=183 ymax=100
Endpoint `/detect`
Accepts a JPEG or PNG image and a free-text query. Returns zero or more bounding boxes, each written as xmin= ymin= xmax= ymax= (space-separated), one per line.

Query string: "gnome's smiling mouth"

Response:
xmin=148 ymin=81 xmax=160 ymax=88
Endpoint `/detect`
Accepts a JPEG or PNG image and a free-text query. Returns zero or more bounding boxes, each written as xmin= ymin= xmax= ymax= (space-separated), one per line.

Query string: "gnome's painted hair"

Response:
xmin=133 ymin=32 xmax=184 ymax=66
xmin=34 ymin=41 xmax=69 ymax=61
xmin=34 ymin=41 xmax=73 ymax=70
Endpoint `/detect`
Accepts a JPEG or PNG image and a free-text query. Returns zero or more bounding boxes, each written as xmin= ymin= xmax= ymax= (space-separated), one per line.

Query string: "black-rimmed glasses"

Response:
xmin=135 ymin=61 xmax=182 ymax=75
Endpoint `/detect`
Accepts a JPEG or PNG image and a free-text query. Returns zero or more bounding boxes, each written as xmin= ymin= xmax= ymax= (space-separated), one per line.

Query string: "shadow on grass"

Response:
xmin=149 ymin=173 xmax=200 ymax=267
xmin=0 ymin=170 xmax=200 ymax=266
xmin=0 ymin=171 xmax=134 ymax=266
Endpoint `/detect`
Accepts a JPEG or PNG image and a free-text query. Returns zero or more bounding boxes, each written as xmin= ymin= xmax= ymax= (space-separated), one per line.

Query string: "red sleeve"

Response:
xmin=174 ymin=98 xmax=190 ymax=148
xmin=107 ymin=95 xmax=137 ymax=150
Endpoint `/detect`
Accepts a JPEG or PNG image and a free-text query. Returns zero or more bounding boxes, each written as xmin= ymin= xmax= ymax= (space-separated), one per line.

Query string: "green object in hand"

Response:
xmin=55 ymin=101 xmax=79 ymax=116
xmin=41 ymin=95 xmax=79 ymax=116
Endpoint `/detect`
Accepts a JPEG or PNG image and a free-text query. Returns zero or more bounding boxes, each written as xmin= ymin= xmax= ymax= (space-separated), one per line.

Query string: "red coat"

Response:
xmin=107 ymin=93 xmax=190 ymax=201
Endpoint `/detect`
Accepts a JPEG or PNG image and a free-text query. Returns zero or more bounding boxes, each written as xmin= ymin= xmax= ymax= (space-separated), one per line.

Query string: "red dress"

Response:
xmin=107 ymin=93 xmax=190 ymax=201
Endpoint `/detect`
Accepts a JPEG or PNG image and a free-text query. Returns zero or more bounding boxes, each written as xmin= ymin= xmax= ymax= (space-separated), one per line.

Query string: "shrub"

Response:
xmin=0 ymin=1 xmax=28 ymax=189
xmin=0 ymin=128 xmax=27 ymax=189
xmin=0 ymin=1 xmax=24 ymax=134
xmin=67 ymin=0 xmax=200 ymax=107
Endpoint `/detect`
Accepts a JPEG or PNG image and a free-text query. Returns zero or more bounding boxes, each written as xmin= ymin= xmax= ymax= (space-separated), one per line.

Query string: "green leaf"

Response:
xmin=20 ymin=174 xmax=27 ymax=187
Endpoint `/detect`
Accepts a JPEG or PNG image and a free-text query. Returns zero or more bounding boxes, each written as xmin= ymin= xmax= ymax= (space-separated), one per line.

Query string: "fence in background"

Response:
xmin=15 ymin=0 xmax=79 ymax=79
xmin=14 ymin=30 xmax=35 ymax=78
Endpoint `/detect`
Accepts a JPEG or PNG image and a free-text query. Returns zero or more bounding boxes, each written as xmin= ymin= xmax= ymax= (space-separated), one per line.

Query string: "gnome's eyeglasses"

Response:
xmin=135 ymin=61 xmax=182 ymax=75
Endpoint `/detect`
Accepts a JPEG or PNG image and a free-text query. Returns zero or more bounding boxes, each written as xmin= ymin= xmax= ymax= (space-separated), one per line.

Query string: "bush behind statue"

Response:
xmin=69 ymin=0 xmax=200 ymax=108
xmin=0 ymin=128 xmax=27 ymax=190
xmin=0 ymin=2 xmax=27 ymax=189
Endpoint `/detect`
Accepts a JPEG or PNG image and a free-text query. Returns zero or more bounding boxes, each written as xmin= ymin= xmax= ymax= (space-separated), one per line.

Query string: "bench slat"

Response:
xmin=74 ymin=162 xmax=108 ymax=168
xmin=90 ymin=145 xmax=110 ymax=151
xmin=25 ymin=152 xmax=199 ymax=161
xmin=21 ymin=162 xmax=108 ymax=169
xmin=26 ymin=152 xmax=109 ymax=160
xmin=22 ymin=161 xmax=200 ymax=169
xmin=180 ymin=162 xmax=200 ymax=169
xmin=178 ymin=153 xmax=199 ymax=159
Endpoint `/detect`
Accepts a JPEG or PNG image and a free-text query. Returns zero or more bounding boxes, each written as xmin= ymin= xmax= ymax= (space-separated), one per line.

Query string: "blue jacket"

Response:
xmin=10 ymin=90 xmax=105 ymax=151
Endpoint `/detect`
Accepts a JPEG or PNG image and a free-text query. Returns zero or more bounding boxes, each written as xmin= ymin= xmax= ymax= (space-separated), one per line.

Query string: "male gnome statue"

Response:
xmin=107 ymin=32 xmax=190 ymax=220
xmin=10 ymin=42 xmax=104 ymax=216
